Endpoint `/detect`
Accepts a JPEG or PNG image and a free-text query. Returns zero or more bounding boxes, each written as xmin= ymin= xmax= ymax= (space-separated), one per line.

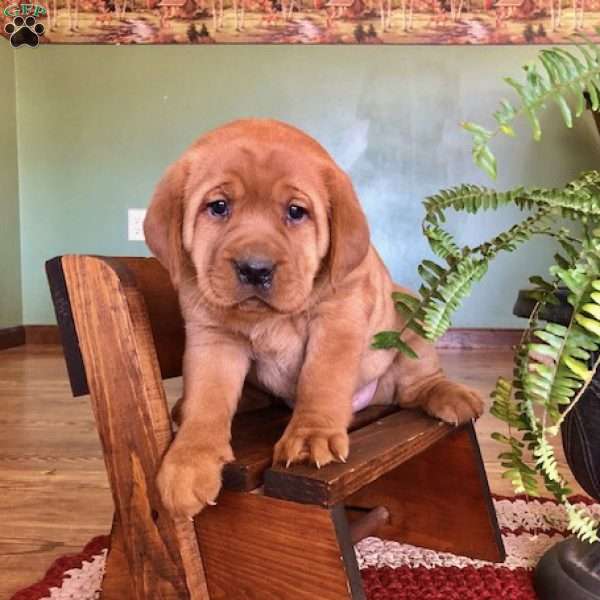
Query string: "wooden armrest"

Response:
xmin=263 ymin=409 xmax=451 ymax=507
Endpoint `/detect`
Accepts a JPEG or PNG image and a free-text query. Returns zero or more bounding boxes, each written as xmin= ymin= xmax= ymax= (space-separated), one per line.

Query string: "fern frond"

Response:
xmin=423 ymin=185 xmax=527 ymax=225
xmin=422 ymin=258 xmax=488 ymax=339
xmin=507 ymin=235 xmax=600 ymax=537
xmin=422 ymin=225 xmax=462 ymax=262
xmin=463 ymin=42 xmax=600 ymax=178
xmin=565 ymin=503 xmax=600 ymax=542
xmin=528 ymin=172 xmax=600 ymax=219
xmin=490 ymin=377 xmax=525 ymax=428
xmin=384 ymin=173 xmax=596 ymax=349
xmin=491 ymin=428 xmax=540 ymax=496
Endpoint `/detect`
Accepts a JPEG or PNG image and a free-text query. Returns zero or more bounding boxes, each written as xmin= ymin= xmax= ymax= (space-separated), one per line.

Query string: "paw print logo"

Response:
xmin=4 ymin=15 xmax=45 ymax=48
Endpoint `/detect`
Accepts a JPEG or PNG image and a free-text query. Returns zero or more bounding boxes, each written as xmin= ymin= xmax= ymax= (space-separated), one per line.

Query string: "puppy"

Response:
xmin=144 ymin=119 xmax=483 ymax=519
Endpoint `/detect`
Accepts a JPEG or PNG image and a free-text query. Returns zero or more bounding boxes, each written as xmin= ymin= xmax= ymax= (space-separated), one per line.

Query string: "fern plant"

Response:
xmin=462 ymin=37 xmax=600 ymax=180
xmin=374 ymin=39 xmax=600 ymax=542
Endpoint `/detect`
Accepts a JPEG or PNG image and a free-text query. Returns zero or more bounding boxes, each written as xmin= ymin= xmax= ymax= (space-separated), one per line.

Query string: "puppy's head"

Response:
xmin=144 ymin=119 xmax=370 ymax=314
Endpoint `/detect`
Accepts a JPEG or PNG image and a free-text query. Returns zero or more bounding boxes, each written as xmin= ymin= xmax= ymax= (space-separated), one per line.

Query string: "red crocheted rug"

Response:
xmin=10 ymin=495 xmax=600 ymax=600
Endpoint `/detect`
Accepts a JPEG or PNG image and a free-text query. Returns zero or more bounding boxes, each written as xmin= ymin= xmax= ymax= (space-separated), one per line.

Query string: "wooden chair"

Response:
xmin=45 ymin=254 xmax=505 ymax=600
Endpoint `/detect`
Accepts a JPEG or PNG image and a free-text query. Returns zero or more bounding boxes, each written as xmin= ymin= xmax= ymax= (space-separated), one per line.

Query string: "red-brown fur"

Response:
xmin=144 ymin=119 xmax=483 ymax=518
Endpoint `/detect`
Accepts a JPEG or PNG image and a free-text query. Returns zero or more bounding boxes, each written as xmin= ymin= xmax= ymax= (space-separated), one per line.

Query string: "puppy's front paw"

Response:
xmin=273 ymin=419 xmax=349 ymax=468
xmin=156 ymin=443 xmax=233 ymax=519
xmin=423 ymin=381 xmax=484 ymax=425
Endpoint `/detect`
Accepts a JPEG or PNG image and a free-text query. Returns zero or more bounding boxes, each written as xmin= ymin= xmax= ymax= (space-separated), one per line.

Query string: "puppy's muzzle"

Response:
xmin=234 ymin=258 xmax=275 ymax=290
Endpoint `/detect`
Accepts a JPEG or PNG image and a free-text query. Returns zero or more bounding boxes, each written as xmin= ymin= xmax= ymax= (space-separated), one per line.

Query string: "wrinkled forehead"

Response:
xmin=185 ymin=136 xmax=332 ymax=200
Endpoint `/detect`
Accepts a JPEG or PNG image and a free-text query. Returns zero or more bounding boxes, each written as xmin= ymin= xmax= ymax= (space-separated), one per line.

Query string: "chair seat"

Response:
xmin=224 ymin=397 xmax=399 ymax=493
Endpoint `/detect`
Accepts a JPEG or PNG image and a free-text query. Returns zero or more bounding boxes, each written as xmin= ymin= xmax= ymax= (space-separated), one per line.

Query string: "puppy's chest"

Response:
xmin=248 ymin=318 xmax=308 ymax=399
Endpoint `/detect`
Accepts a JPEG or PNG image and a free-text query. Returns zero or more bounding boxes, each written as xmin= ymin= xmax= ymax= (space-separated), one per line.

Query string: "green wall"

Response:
xmin=0 ymin=43 xmax=21 ymax=329
xmin=10 ymin=45 xmax=600 ymax=325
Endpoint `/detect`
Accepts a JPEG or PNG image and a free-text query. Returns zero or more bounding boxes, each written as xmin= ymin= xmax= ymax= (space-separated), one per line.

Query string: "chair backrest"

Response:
xmin=46 ymin=256 xmax=185 ymax=396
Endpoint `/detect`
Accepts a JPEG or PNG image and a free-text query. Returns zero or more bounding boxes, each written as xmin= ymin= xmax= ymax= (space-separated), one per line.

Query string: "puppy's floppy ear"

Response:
xmin=144 ymin=159 xmax=189 ymax=288
xmin=326 ymin=167 xmax=370 ymax=284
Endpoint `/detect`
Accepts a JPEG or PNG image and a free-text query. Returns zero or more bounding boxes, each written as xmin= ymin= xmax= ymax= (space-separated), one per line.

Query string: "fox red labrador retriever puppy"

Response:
xmin=144 ymin=119 xmax=483 ymax=518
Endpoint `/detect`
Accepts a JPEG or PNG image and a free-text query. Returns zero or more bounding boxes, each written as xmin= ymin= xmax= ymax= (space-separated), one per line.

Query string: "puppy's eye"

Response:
xmin=287 ymin=204 xmax=307 ymax=222
xmin=207 ymin=199 xmax=229 ymax=218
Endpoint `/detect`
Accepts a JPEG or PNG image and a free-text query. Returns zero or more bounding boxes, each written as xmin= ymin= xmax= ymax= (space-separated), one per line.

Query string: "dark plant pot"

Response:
xmin=513 ymin=289 xmax=600 ymax=599
xmin=534 ymin=537 xmax=600 ymax=600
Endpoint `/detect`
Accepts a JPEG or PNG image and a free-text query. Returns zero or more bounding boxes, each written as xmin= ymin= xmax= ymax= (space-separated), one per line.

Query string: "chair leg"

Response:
xmin=345 ymin=422 xmax=506 ymax=562
xmin=195 ymin=491 xmax=366 ymax=600
xmin=101 ymin=516 xmax=135 ymax=600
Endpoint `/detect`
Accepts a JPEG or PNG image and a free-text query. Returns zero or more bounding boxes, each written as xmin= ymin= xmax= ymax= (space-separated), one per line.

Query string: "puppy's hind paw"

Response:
xmin=422 ymin=382 xmax=484 ymax=426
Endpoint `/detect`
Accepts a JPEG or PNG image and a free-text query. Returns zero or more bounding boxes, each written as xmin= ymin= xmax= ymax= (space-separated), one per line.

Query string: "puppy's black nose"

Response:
xmin=234 ymin=259 xmax=275 ymax=289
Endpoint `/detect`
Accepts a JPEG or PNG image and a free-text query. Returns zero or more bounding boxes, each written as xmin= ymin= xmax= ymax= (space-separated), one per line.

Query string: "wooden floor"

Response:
xmin=0 ymin=344 xmax=580 ymax=599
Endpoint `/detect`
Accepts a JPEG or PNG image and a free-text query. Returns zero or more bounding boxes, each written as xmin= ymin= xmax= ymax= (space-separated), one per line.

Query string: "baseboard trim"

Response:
xmin=25 ymin=325 xmax=62 ymax=345
xmin=0 ymin=325 xmax=61 ymax=349
xmin=1 ymin=325 xmax=523 ymax=351
xmin=437 ymin=328 xmax=523 ymax=349
xmin=0 ymin=326 xmax=26 ymax=350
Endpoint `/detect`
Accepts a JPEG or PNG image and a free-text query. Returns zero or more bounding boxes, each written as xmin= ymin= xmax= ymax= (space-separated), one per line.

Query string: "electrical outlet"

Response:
xmin=128 ymin=208 xmax=147 ymax=241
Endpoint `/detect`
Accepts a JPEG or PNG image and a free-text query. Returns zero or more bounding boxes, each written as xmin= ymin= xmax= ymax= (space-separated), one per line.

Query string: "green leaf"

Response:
xmin=576 ymin=314 xmax=600 ymax=337
xmin=394 ymin=338 xmax=419 ymax=359
xmin=529 ymin=343 xmax=559 ymax=360
xmin=500 ymin=124 xmax=516 ymax=137
xmin=371 ymin=331 xmax=418 ymax=359
xmin=405 ymin=319 xmax=428 ymax=338
xmin=474 ymin=144 xmax=497 ymax=180
xmin=491 ymin=432 xmax=511 ymax=444
xmin=582 ymin=303 xmax=600 ymax=320
xmin=392 ymin=292 xmax=421 ymax=311
xmin=529 ymin=275 xmax=554 ymax=290
xmin=564 ymin=355 xmax=592 ymax=380
xmin=554 ymin=92 xmax=574 ymax=128
xmin=461 ymin=121 xmax=493 ymax=140
xmin=371 ymin=331 xmax=399 ymax=349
